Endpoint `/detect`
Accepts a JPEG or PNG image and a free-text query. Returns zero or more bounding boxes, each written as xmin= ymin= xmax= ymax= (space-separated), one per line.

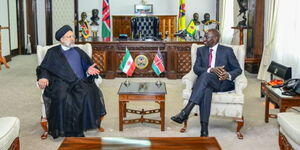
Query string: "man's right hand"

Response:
xmin=210 ymin=66 xmax=225 ymax=77
xmin=87 ymin=63 xmax=100 ymax=75
xmin=38 ymin=78 xmax=49 ymax=89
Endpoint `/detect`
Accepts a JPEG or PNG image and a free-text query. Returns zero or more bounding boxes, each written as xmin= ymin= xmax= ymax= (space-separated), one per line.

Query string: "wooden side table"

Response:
xmin=263 ymin=84 xmax=300 ymax=122
xmin=118 ymin=82 xmax=167 ymax=131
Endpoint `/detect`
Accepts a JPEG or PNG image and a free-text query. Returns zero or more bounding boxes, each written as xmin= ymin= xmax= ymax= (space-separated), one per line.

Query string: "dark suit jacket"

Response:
xmin=193 ymin=44 xmax=242 ymax=81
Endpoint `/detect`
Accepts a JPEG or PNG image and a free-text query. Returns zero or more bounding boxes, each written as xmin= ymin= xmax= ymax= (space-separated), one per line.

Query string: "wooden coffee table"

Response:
xmin=59 ymin=137 xmax=221 ymax=150
xmin=263 ymin=84 xmax=300 ymax=122
xmin=118 ymin=82 xmax=167 ymax=131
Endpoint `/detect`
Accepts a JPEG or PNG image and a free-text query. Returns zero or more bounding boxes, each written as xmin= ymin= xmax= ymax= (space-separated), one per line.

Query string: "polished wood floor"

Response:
xmin=58 ymin=137 xmax=221 ymax=150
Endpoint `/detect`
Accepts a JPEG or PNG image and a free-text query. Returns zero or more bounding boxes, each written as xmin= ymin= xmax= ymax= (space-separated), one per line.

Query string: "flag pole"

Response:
xmin=156 ymin=78 xmax=162 ymax=87
xmin=155 ymin=46 xmax=162 ymax=86
xmin=124 ymin=46 xmax=130 ymax=87
xmin=124 ymin=74 xmax=130 ymax=87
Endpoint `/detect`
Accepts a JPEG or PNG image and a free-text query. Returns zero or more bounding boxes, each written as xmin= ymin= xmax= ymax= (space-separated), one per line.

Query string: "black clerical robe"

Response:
xmin=36 ymin=45 xmax=106 ymax=138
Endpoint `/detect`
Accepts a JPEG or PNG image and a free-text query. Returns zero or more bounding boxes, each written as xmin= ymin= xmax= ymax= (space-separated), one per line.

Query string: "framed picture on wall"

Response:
xmin=134 ymin=4 xmax=153 ymax=14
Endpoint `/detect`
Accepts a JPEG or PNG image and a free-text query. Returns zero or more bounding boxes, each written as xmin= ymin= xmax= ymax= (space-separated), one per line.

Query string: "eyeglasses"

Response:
xmin=63 ymin=35 xmax=76 ymax=39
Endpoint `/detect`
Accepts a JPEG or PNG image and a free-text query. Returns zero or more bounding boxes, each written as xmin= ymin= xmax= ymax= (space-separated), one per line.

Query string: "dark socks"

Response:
xmin=200 ymin=122 xmax=208 ymax=137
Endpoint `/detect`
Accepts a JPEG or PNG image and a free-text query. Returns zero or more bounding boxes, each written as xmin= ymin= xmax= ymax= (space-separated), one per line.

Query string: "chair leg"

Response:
xmin=98 ymin=116 xmax=105 ymax=132
xmin=40 ymin=117 xmax=48 ymax=140
xmin=279 ymin=131 xmax=293 ymax=150
xmin=180 ymin=120 xmax=188 ymax=132
xmin=233 ymin=116 xmax=244 ymax=140
xmin=8 ymin=137 xmax=20 ymax=150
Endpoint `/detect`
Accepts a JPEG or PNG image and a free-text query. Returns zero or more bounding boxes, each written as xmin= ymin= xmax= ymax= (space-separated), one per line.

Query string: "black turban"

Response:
xmin=55 ymin=25 xmax=73 ymax=41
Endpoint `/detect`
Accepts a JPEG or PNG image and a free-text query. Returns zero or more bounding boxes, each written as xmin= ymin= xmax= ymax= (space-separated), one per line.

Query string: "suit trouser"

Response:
xmin=189 ymin=72 xmax=234 ymax=123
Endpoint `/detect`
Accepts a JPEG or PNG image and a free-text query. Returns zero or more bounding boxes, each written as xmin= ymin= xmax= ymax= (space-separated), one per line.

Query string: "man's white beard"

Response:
xmin=62 ymin=41 xmax=75 ymax=48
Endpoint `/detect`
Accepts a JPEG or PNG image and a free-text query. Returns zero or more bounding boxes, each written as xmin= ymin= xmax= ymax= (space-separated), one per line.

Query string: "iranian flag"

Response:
xmin=120 ymin=48 xmax=136 ymax=76
xmin=102 ymin=0 xmax=111 ymax=41
xmin=152 ymin=49 xmax=165 ymax=76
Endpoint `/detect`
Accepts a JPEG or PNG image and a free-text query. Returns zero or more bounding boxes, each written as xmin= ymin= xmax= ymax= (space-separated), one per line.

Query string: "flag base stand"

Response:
xmin=156 ymin=80 xmax=162 ymax=87
xmin=124 ymin=79 xmax=130 ymax=87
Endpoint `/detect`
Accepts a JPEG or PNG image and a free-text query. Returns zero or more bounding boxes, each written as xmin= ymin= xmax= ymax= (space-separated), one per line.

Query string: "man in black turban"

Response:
xmin=36 ymin=25 xmax=106 ymax=139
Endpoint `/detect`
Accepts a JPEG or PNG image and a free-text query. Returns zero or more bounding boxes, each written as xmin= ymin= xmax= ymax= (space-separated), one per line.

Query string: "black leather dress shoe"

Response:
xmin=200 ymin=122 xmax=208 ymax=137
xmin=171 ymin=111 xmax=188 ymax=124
xmin=200 ymin=130 xmax=208 ymax=137
xmin=78 ymin=133 xmax=85 ymax=137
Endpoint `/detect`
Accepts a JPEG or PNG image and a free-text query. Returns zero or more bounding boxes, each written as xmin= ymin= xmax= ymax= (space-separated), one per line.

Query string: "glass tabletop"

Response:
xmin=118 ymin=82 xmax=167 ymax=95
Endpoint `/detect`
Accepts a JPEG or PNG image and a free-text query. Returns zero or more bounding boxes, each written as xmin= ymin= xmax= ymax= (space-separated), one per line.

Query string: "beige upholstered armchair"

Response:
xmin=278 ymin=112 xmax=300 ymax=150
xmin=0 ymin=117 xmax=20 ymax=150
xmin=181 ymin=43 xmax=247 ymax=139
xmin=36 ymin=43 xmax=103 ymax=139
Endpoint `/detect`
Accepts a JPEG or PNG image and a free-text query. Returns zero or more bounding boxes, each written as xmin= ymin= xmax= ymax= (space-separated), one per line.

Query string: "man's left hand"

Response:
xmin=87 ymin=63 xmax=100 ymax=75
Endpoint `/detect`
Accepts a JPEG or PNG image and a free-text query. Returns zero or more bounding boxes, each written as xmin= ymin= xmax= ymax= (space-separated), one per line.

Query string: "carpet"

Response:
xmin=0 ymin=55 xmax=283 ymax=150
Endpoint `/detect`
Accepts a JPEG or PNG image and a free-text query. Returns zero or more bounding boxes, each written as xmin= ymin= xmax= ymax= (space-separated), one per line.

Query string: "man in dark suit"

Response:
xmin=171 ymin=29 xmax=242 ymax=137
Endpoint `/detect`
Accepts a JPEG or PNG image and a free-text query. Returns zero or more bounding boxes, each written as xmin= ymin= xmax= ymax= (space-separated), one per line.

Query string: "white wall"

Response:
xmin=9 ymin=0 xmax=18 ymax=50
xmin=0 ymin=0 xmax=10 ymax=56
xmin=77 ymin=0 xmax=216 ymax=37
xmin=52 ymin=0 xmax=75 ymax=43
xmin=185 ymin=0 xmax=216 ymax=24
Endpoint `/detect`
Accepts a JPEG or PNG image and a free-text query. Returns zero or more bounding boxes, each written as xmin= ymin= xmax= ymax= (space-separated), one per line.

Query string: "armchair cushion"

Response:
xmin=0 ymin=117 xmax=20 ymax=150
